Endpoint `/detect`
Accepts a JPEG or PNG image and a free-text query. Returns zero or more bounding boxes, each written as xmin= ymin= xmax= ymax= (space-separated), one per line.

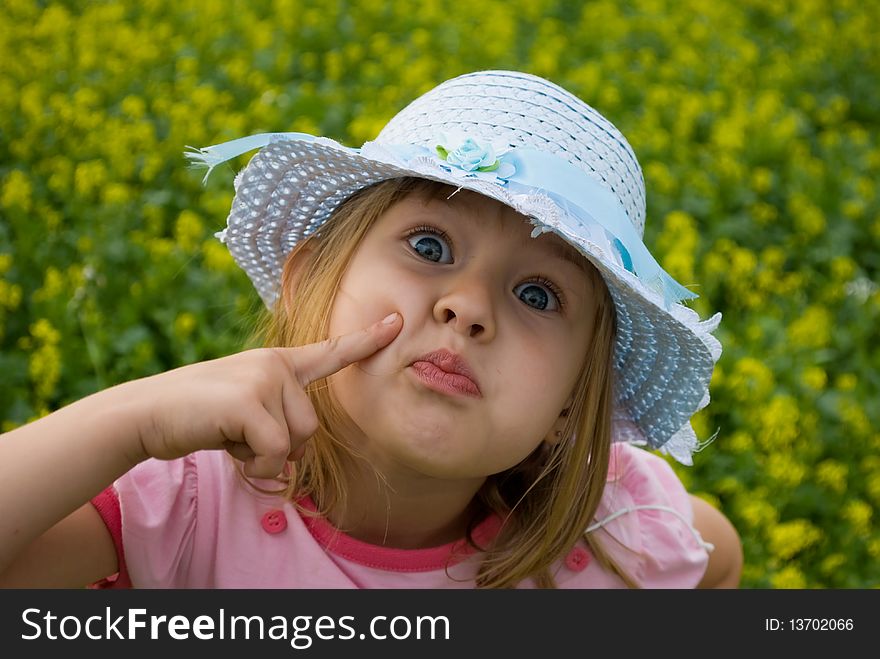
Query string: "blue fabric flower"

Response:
xmin=435 ymin=132 xmax=516 ymax=179
xmin=441 ymin=138 xmax=496 ymax=171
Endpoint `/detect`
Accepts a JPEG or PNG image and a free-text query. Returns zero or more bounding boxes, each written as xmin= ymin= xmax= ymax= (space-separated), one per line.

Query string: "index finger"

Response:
xmin=285 ymin=312 xmax=402 ymax=386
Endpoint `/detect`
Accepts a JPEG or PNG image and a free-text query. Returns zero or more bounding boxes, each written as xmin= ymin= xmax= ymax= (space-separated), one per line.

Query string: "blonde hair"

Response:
xmin=253 ymin=177 xmax=638 ymax=588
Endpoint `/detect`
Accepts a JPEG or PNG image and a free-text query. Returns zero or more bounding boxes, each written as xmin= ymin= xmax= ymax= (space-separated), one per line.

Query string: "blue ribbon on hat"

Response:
xmin=185 ymin=133 xmax=698 ymax=308
xmin=185 ymin=132 xmax=315 ymax=183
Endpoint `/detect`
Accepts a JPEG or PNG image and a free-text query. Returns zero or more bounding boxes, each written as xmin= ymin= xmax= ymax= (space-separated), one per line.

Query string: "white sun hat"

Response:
xmin=187 ymin=70 xmax=721 ymax=465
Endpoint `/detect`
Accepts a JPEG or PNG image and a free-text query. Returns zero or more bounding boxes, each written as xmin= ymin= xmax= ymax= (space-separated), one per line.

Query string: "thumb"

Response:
xmin=287 ymin=312 xmax=402 ymax=386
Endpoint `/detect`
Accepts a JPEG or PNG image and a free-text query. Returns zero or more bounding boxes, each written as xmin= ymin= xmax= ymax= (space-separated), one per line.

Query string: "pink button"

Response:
xmin=261 ymin=510 xmax=287 ymax=534
xmin=565 ymin=546 xmax=590 ymax=572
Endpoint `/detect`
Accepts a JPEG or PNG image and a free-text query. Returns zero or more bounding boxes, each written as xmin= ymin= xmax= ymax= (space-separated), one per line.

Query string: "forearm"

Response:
xmin=0 ymin=381 xmax=149 ymax=571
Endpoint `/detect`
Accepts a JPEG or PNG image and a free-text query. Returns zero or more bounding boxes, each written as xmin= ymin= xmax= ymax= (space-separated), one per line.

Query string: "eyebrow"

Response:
xmin=539 ymin=239 xmax=590 ymax=275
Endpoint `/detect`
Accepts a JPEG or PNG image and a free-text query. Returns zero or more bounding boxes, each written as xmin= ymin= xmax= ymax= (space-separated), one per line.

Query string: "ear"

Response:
xmin=280 ymin=241 xmax=317 ymax=315
xmin=543 ymin=398 xmax=573 ymax=446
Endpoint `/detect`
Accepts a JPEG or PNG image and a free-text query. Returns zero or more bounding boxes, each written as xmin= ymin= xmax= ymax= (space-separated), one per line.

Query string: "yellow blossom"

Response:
xmin=33 ymin=267 xmax=65 ymax=303
xmin=750 ymin=202 xmax=778 ymax=225
xmin=102 ymin=183 xmax=131 ymax=206
xmin=819 ymin=553 xmax=847 ymax=577
xmin=644 ymin=162 xmax=677 ymax=196
xmin=598 ymin=85 xmax=621 ymax=112
xmin=758 ymin=395 xmax=800 ymax=450
xmin=816 ymin=460 xmax=848 ymax=494
xmin=835 ymin=373 xmax=857 ymax=391
xmin=736 ymin=497 xmax=778 ymax=531
xmin=787 ymin=306 xmax=831 ymax=349
xmin=121 ymin=94 xmax=146 ymax=119
xmin=750 ymin=167 xmax=774 ymax=194
xmin=175 ymin=210 xmax=205 ymax=252
xmin=0 ymin=280 xmax=22 ymax=310
xmin=141 ymin=154 xmax=164 ymax=183
xmin=770 ymin=566 xmax=807 ymax=589
xmin=202 ymin=239 xmax=236 ymax=273
xmin=657 ymin=210 xmax=698 ymax=284
xmin=842 ymin=500 xmax=872 ymax=536
xmin=727 ymin=431 xmax=753 ymax=454
xmin=348 ymin=114 xmax=390 ymax=144
xmin=711 ymin=115 xmax=745 ymax=151
xmin=29 ymin=344 xmax=62 ymax=401
xmin=727 ymin=357 xmax=774 ymax=403
xmin=830 ymin=257 xmax=856 ymax=282
xmin=842 ymin=199 xmax=864 ymax=220
xmin=728 ymin=246 xmax=757 ymax=280
xmin=795 ymin=202 xmax=826 ymax=237
xmin=74 ymin=160 xmax=108 ymax=199
xmin=761 ymin=246 xmax=786 ymax=270
xmin=769 ymin=519 xmax=822 ymax=560
xmin=765 ymin=454 xmax=807 ymax=488
xmin=173 ymin=312 xmax=197 ymax=339
xmin=31 ymin=318 xmax=61 ymax=344
xmin=291 ymin=116 xmax=321 ymax=136
xmin=1 ymin=170 xmax=33 ymax=212
xmin=148 ymin=238 xmax=175 ymax=261
xmin=838 ymin=399 xmax=871 ymax=439
xmin=703 ymin=252 xmax=727 ymax=281
xmin=715 ymin=477 xmax=742 ymax=496
xmin=28 ymin=319 xmax=62 ymax=401
xmin=801 ymin=366 xmax=827 ymax=391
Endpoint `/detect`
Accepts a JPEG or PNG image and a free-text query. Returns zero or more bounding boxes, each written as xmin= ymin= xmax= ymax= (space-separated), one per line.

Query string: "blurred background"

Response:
xmin=1 ymin=0 xmax=877 ymax=587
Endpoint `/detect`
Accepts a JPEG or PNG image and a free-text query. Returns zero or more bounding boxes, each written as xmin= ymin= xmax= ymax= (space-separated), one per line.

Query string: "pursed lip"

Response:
xmin=410 ymin=348 xmax=482 ymax=397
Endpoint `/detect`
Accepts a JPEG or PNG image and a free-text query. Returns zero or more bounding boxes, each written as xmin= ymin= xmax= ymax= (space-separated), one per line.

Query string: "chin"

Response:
xmin=380 ymin=419 xmax=486 ymax=474
xmin=395 ymin=419 xmax=465 ymax=456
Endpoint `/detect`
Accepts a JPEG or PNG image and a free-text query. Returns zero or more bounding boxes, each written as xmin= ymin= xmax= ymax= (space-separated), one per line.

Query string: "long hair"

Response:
xmin=252 ymin=177 xmax=638 ymax=588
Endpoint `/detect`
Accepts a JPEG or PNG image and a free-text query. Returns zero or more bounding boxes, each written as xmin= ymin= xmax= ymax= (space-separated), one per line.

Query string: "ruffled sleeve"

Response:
xmin=110 ymin=454 xmax=200 ymax=588
xmin=589 ymin=442 xmax=712 ymax=588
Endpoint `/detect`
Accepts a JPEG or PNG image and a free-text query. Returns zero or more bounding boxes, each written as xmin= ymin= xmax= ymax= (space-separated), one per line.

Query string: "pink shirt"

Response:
xmin=91 ymin=442 xmax=710 ymax=588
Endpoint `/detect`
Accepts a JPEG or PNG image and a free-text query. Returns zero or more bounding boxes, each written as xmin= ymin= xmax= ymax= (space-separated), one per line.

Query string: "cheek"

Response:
xmin=328 ymin=293 xmax=371 ymax=338
xmin=508 ymin=332 xmax=580 ymax=394
xmin=329 ymin=262 xmax=427 ymax=338
xmin=493 ymin=335 xmax=580 ymax=427
xmin=329 ymin=263 xmax=392 ymax=336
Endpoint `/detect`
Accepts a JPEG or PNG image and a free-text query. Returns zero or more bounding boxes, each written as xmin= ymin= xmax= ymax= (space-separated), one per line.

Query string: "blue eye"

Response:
xmin=514 ymin=281 xmax=561 ymax=312
xmin=405 ymin=227 xmax=453 ymax=264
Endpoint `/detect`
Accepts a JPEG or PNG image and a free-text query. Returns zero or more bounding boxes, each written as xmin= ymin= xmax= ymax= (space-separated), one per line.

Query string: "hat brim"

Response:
xmin=221 ymin=137 xmax=721 ymax=463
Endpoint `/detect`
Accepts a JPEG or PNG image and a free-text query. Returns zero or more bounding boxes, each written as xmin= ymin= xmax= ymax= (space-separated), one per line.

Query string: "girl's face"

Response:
xmin=326 ymin=190 xmax=599 ymax=483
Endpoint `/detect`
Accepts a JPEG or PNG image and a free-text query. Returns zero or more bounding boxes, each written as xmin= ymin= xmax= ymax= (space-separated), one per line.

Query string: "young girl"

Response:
xmin=0 ymin=70 xmax=741 ymax=589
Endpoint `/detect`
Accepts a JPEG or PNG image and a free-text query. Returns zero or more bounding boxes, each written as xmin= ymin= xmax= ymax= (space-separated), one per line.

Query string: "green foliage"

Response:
xmin=1 ymin=0 xmax=877 ymax=587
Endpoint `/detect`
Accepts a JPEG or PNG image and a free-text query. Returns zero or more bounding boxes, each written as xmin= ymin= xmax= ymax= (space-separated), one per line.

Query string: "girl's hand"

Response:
xmin=128 ymin=312 xmax=402 ymax=478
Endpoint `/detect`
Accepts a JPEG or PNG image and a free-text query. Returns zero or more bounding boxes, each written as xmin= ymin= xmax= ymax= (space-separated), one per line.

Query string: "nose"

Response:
xmin=432 ymin=270 xmax=497 ymax=340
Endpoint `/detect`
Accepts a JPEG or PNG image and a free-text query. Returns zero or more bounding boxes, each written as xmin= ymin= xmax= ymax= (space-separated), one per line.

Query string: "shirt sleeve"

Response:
xmin=103 ymin=454 xmax=200 ymax=588
xmin=89 ymin=487 xmax=131 ymax=588
xmin=593 ymin=442 xmax=711 ymax=588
